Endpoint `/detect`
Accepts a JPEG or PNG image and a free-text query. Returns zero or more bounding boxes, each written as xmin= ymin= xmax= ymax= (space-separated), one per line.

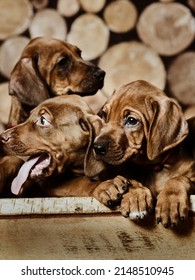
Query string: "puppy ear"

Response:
xmin=9 ymin=56 xmax=50 ymax=106
xmin=84 ymin=115 xmax=106 ymax=179
xmin=146 ymin=96 xmax=188 ymax=160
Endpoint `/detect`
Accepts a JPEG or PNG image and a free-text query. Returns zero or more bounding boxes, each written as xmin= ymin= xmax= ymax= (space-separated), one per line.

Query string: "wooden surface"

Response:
xmin=0 ymin=0 xmax=33 ymax=40
xmin=0 ymin=0 xmax=194 ymax=117
xmin=0 ymin=196 xmax=194 ymax=259
xmin=167 ymin=52 xmax=195 ymax=106
xmin=137 ymin=2 xmax=195 ymax=56
xmin=29 ymin=8 xmax=67 ymax=40
xmin=98 ymin=41 xmax=166 ymax=96
xmin=0 ymin=214 xmax=195 ymax=260
xmin=0 ymin=36 xmax=30 ymax=78
xmin=0 ymin=196 xmax=194 ymax=216
xmin=67 ymin=13 xmax=109 ymax=60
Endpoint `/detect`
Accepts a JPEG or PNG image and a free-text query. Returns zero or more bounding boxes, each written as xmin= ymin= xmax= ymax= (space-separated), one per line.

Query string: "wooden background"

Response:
xmin=0 ymin=0 xmax=194 ymax=123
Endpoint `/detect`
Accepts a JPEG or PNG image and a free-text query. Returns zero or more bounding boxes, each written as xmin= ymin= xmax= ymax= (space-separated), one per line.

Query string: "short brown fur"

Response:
xmin=8 ymin=37 xmax=105 ymax=126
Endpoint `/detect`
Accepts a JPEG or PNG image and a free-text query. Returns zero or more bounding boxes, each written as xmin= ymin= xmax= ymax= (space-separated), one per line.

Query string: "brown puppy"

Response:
xmin=0 ymin=148 xmax=23 ymax=197
xmin=89 ymin=80 xmax=195 ymax=227
xmin=8 ymin=37 xmax=105 ymax=126
xmin=1 ymin=95 xmax=128 ymax=201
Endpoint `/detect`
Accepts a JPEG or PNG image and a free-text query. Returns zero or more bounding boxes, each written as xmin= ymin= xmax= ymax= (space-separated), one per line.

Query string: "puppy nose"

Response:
xmin=93 ymin=140 xmax=108 ymax=155
xmin=94 ymin=69 xmax=105 ymax=81
xmin=1 ymin=132 xmax=11 ymax=143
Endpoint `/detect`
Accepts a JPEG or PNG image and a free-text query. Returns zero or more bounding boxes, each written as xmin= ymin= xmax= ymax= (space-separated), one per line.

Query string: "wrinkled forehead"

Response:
xmin=23 ymin=37 xmax=79 ymax=57
xmin=104 ymin=81 xmax=165 ymax=117
xmin=46 ymin=95 xmax=92 ymax=112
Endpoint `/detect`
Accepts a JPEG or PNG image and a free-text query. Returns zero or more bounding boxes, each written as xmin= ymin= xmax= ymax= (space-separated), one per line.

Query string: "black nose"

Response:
xmin=94 ymin=69 xmax=105 ymax=81
xmin=93 ymin=140 xmax=108 ymax=156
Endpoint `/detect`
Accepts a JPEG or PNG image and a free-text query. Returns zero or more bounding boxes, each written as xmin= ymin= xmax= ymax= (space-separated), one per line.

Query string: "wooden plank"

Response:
xmin=0 ymin=215 xmax=195 ymax=259
xmin=0 ymin=197 xmax=114 ymax=216
xmin=0 ymin=195 xmax=194 ymax=216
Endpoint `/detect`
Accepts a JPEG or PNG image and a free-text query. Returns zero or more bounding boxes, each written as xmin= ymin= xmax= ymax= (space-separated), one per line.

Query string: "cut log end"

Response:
xmin=67 ymin=13 xmax=109 ymax=60
xmin=80 ymin=0 xmax=106 ymax=13
xmin=29 ymin=8 xmax=67 ymax=40
xmin=168 ymin=52 xmax=195 ymax=106
xmin=0 ymin=0 xmax=33 ymax=40
xmin=0 ymin=36 xmax=30 ymax=79
xmin=137 ymin=2 xmax=195 ymax=56
xmin=57 ymin=0 xmax=80 ymax=17
xmin=99 ymin=41 xmax=166 ymax=97
xmin=103 ymin=0 xmax=138 ymax=33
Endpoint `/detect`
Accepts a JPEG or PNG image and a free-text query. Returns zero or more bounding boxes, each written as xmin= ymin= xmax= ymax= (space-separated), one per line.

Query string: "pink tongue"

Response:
xmin=11 ymin=156 xmax=40 ymax=195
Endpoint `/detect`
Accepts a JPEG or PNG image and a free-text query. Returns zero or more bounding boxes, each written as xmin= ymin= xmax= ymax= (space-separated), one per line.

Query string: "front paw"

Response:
xmin=155 ymin=187 xmax=189 ymax=228
xmin=92 ymin=175 xmax=130 ymax=208
xmin=120 ymin=180 xmax=153 ymax=221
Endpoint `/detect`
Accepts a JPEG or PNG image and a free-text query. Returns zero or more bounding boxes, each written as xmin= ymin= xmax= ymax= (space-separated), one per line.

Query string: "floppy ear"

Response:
xmin=9 ymin=56 xmax=50 ymax=106
xmin=84 ymin=115 xmax=106 ymax=179
xmin=145 ymin=96 xmax=189 ymax=160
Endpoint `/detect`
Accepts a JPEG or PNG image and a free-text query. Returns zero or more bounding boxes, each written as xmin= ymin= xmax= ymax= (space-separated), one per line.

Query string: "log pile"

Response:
xmin=0 ymin=0 xmax=194 ymax=117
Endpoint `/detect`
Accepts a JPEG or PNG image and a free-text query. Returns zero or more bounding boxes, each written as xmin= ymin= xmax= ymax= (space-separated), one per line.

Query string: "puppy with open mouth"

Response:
xmin=1 ymin=94 xmax=129 ymax=203
xmin=1 ymin=95 xmax=99 ymax=195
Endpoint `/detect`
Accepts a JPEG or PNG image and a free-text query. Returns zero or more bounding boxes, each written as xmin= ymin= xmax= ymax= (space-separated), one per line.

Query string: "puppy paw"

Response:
xmin=155 ymin=186 xmax=189 ymax=228
xmin=92 ymin=175 xmax=130 ymax=208
xmin=120 ymin=180 xmax=153 ymax=221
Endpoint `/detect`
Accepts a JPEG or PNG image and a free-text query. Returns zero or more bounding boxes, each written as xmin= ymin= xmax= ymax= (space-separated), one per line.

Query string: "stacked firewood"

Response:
xmin=0 ymin=0 xmax=194 ymax=123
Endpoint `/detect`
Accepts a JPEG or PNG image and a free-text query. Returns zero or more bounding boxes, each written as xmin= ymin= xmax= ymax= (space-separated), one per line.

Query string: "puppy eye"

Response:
xmin=125 ymin=116 xmax=139 ymax=127
xmin=57 ymin=56 xmax=69 ymax=67
xmin=79 ymin=119 xmax=89 ymax=132
xmin=99 ymin=110 xmax=107 ymax=121
xmin=36 ymin=116 xmax=51 ymax=127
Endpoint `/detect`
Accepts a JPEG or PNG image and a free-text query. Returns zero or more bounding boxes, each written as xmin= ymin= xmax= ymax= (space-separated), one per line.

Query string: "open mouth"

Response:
xmin=11 ymin=153 xmax=51 ymax=195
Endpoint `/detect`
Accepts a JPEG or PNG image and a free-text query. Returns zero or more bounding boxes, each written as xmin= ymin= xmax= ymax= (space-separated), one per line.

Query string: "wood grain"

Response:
xmin=0 ymin=196 xmax=194 ymax=216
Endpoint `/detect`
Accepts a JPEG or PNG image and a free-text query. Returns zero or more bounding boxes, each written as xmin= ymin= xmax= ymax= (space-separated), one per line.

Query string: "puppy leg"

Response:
xmin=120 ymin=180 xmax=153 ymax=220
xmin=155 ymin=177 xmax=190 ymax=228
xmin=92 ymin=175 xmax=130 ymax=208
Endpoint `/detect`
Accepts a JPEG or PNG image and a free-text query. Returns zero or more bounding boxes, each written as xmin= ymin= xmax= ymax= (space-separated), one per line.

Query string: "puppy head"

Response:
xmin=9 ymin=37 xmax=105 ymax=106
xmin=1 ymin=95 xmax=104 ymax=194
xmin=93 ymin=80 xmax=188 ymax=165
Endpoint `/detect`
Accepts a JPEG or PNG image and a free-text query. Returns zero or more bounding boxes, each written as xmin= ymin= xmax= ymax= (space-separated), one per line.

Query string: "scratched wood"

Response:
xmin=0 ymin=195 xmax=194 ymax=216
xmin=0 ymin=196 xmax=195 ymax=259
xmin=0 ymin=214 xmax=195 ymax=260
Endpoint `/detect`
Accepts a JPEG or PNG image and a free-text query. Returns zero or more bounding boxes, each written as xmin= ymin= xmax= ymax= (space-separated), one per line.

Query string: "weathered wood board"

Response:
xmin=0 ymin=214 xmax=195 ymax=260
xmin=0 ymin=195 xmax=194 ymax=216
xmin=0 ymin=196 xmax=194 ymax=260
